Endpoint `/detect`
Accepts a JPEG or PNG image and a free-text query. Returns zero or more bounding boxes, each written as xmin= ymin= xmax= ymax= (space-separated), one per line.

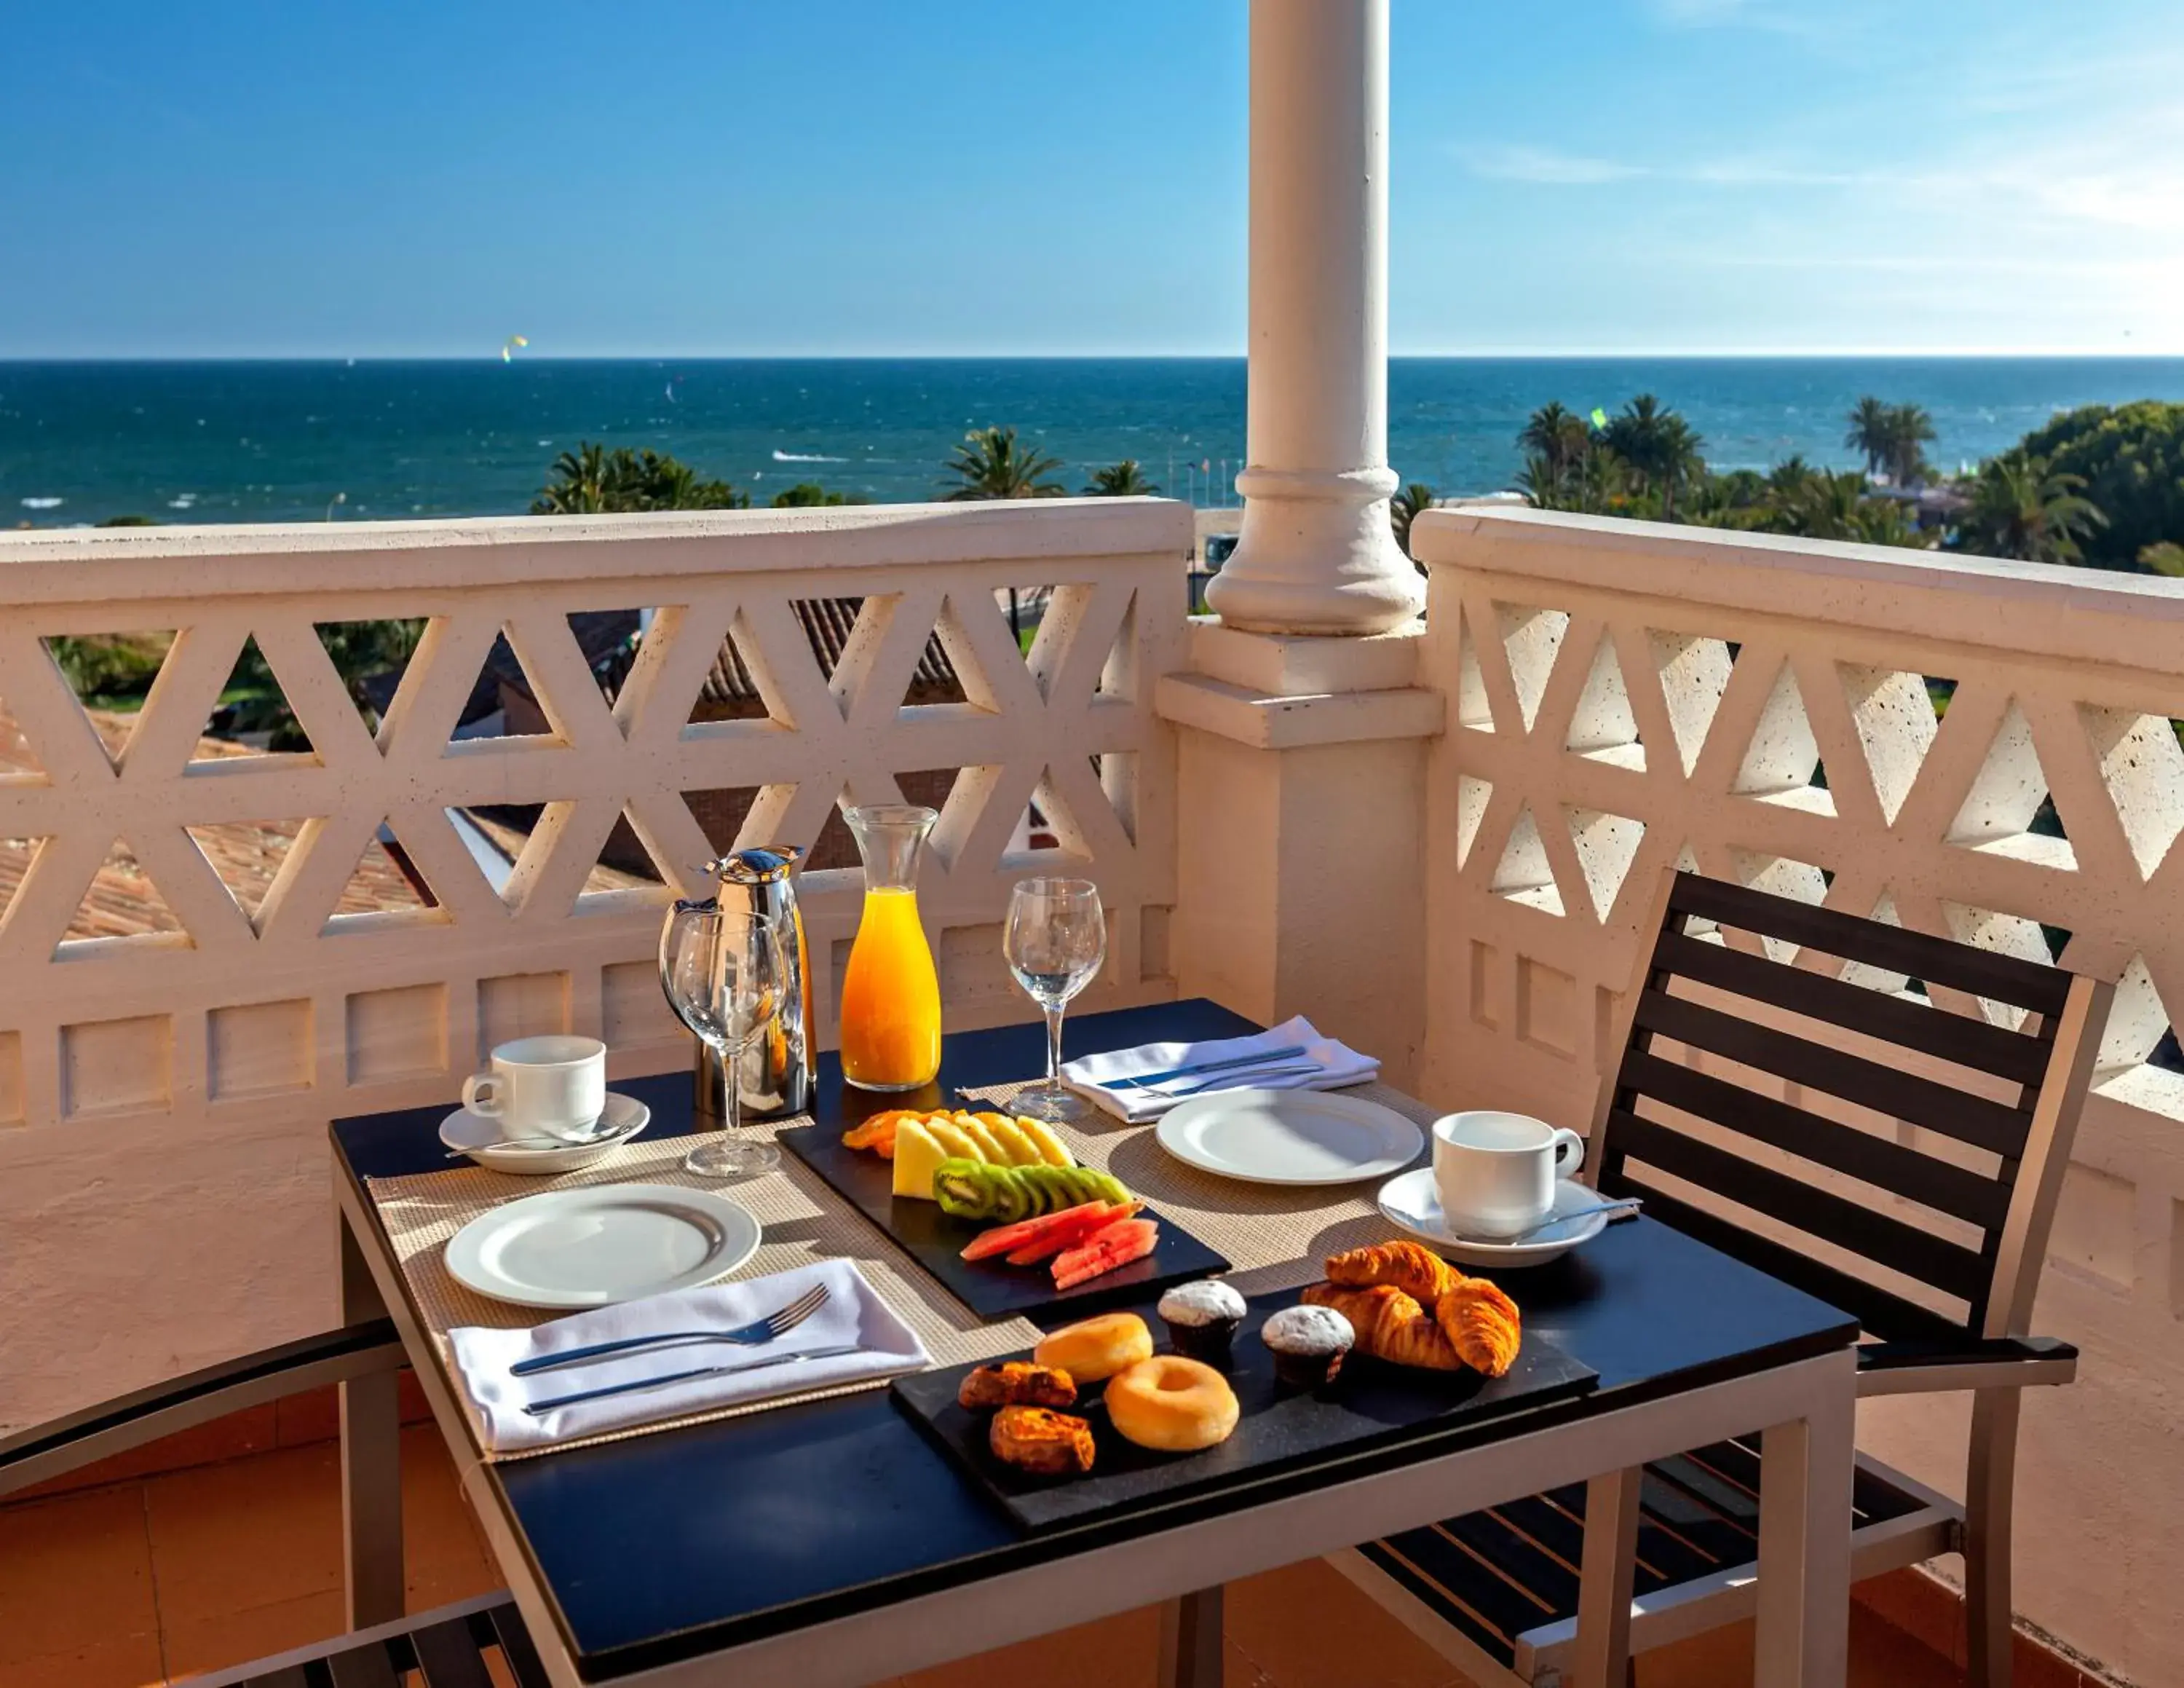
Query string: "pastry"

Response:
xmin=957 ymin=1361 xmax=1078 ymax=1411
xmin=1033 ymin=1311 xmax=1155 ymax=1382
xmin=1158 ymin=1279 xmax=1248 ymax=1365
xmin=1302 ymin=1282 xmax=1463 ymax=1371
xmin=989 ymin=1405 xmax=1096 ymax=1476
xmin=1434 ymin=1277 xmax=1522 ymax=1378
xmin=1324 ymin=1240 xmax=1461 ymax=1304
xmin=1260 ymin=1304 xmax=1353 ymax=1387
xmin=1105 ymin=1354 xmax=1241 ymax=1452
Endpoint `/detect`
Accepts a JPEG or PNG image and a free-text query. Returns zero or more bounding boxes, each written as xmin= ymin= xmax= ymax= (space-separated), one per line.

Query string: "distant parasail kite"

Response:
xmin=501 ymin=335 xmax=530 ymax=363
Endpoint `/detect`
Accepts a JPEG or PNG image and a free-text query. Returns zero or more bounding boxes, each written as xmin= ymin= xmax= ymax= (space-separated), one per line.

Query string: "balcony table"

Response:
xmin=330 ymin=999 xmax=1860 ymax=1688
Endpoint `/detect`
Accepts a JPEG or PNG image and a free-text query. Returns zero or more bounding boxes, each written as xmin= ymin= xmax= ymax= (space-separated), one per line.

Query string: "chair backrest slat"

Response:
xmin=1601 ymin=871 xmax=2108 ymax=1344
xmin=1628 ymin=988 xmax=2033 ymax=1159
xmin=1666 ymin=873 xmax=2072 ymax=1017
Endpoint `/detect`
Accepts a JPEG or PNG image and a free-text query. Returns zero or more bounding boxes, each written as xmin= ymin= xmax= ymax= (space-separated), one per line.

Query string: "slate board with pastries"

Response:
xmin=890 ymin=1285 xmax=1597 ymax=1532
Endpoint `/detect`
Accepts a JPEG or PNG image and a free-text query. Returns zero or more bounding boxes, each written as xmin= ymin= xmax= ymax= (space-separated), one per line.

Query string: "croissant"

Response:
xmin=1436 ymin=1277 xmax=1522 ymax=1379
xmin=1324 ymin=1240 xmax=1462 ymax=1305
xmin=1301 ymin=1282 xmax=1463 ymax=1371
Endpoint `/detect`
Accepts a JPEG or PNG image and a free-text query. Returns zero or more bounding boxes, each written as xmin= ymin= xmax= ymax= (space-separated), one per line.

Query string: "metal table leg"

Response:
xmin=1158 ymin=1585 xmax=1224 ymax=1688
xmin=1753 ymin=1349 xmax=1856 ymax=1688
xmin=339 ymin=1206 xmax=405 ymax=1628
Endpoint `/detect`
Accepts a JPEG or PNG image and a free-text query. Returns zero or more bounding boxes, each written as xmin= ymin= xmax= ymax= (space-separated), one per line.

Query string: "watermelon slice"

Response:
xmin=1052 ymin=1218 xmax=1160 ymax=1289
xmin=1002 ymin=1201 xmax=1141 ymax=1266
xmin=959 ymin=1199 xmax=1115 ymax=1262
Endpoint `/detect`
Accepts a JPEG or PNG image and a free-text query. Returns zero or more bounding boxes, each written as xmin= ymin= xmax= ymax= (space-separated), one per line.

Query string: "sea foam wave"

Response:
xmin=20 ymin=497 xmax=63 ymax=509
xmin=772 ymin=449 xmax=847 ymax=462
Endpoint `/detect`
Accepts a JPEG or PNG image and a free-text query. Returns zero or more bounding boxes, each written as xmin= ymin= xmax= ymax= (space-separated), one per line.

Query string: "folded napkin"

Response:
xmin=448 ymin=1258 xmax=929 ymax=1455
xmin=1060 ymin=1014 xmax=1380 ymax=1124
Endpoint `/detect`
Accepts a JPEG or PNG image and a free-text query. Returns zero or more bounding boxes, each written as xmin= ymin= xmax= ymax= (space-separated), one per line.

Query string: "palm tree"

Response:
xmin=942 ymin=427 xmax=1066 ymax=500
xmin=1885 ymin=403 xmax=1937 ymax=487
xmin=1600 ymin=395 xmax=1707 ymax=520
xmin=1519 ymin=403 xmax=1594 ymax=480
xmin=1389 ymin=482 xmax=1437 ymax=559
xmin=1845 ymin=396 xmax=1895 ymax=479
xmin=1083 ymin=460 xmax=1159 ymax=497
xmin=531 ymin=443 xmax=745 ymax=513
xmin=1958 ymin=453 xmax=2106 ymax=564
xmin=2140 ymin=540 xmax=2184 ymax=577
xmin=1516 ymin=453 xmax=1566 ymax=510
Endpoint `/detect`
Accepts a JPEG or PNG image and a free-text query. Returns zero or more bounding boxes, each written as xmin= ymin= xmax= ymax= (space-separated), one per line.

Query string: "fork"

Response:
xmin=508 ymin=1283 xmax=831 ymax=1377
xmin=522 ymin=1342 xmax=867 ymax=1416
xmin=1158 ymin=1060 xmax=1324 ymax=1098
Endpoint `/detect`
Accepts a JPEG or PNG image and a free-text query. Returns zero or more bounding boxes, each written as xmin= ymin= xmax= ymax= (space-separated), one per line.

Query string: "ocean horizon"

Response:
xmin=6 ymin=355 xmax=2183 ymax=528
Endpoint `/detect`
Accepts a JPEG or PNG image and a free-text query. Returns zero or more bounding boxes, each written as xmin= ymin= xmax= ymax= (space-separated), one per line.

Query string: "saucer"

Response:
xmin=439 ymin=1092 xmax=651 ymax=1176
xmin=1375 ymin=1170 xmax=1612 ymax=1267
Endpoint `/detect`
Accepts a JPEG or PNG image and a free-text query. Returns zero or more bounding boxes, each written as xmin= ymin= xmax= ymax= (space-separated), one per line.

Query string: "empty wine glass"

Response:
xmin=660 ymin=899 xmax=787 ymax=1179
xmin=1003 ymin=877 xmax=1107 ymax=1122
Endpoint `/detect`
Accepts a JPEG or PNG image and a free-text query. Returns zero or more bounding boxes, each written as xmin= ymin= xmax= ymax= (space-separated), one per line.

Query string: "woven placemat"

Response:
xmin=365 ymin=1080 xmax=1432 ymax=1464
xmin=365 ymin=1118 xmax=1042 ymax=1462
xmin=960 ymin=1079 xmax=1437 ymax=1294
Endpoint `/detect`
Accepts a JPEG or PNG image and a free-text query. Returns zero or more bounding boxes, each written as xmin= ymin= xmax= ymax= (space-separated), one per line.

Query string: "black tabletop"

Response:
xmin=333 ymin=999 xmax=1858 ymax=1681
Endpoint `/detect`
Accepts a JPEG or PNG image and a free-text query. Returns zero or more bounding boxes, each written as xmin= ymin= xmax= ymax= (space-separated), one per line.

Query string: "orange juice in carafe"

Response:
xmin=839 ymin=805 xmax=942 ymax=1090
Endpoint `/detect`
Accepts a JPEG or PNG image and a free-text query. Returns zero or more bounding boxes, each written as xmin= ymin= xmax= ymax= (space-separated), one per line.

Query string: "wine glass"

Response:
xmin=660 ymin=899 xmax=787 ymax=1179
xmin=1003 ymin=877 xmax=1107 ymax=1122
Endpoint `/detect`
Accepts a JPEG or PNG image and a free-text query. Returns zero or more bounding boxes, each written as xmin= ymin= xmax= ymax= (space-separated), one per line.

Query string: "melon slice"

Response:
xmin=890 ymin=1119 xmax=950 ymax=1200
xmin=955 ymin=1116 xmax=1011 ymax=1164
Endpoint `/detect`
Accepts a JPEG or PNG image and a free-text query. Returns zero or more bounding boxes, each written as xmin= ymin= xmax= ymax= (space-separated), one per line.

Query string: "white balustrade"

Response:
xmin=0 ymin=498 xmax=1187 ymax=1424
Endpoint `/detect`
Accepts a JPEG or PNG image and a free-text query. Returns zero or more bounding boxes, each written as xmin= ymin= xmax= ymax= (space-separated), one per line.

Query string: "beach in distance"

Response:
xmin=6 ymin=355 xmax=2183 ymax=527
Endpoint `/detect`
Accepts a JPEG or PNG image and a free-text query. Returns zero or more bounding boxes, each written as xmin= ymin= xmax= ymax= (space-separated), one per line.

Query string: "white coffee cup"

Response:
xmin=1432 ymin=1111 xmax=1586 ymax=1238
xmin=462 ymin=1036 xmax=608 ymax=1142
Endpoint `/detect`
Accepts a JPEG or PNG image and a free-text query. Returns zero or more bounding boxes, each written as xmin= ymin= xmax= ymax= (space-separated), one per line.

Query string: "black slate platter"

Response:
xmin=891 ymin=1287 xmax=1598 ymax=1532
xmin=778 ymin=1123 xmax=1231 ymax=1320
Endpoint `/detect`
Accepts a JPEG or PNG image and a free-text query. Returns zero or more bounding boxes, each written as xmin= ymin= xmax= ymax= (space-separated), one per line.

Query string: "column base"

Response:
xmin=1207 ymin=465 xmax=1426 ymax=636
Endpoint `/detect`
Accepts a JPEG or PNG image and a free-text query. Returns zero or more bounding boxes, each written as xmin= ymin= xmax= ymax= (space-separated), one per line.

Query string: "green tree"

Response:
xmin=1082 ymin=460 xmax=1159 ymax=497
xmin=1602 ymin=395 xmax=1706 ymax=520
xmin=941 ymin=427 xmax=1066 ymax=500
xmin=769 ymin=481 xmax=870 ymax=508
xmin=1884 ymin=403 xmax=1937 ymax=486
xmin=1845 ymin=397 xmax=1896 ymax=479
xmin=531 ymin=443 xmax=747 ymax=513
xmin=2011 ymin=401 xmax=2184 ymax=569
xmin=1956 ymin=452 xmax=2106 ymax=564
xmin=1519 ymin=402 xmax=1595 ymax=481
xmin=2138 ymin=540 xmax=2184 ymax=576
xmin=1389 ymin=482 xmax=1436 ymax=559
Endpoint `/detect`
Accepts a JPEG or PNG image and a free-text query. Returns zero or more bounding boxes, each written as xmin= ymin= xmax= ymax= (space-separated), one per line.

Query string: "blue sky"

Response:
xmin=4 ymin=0 xmax=2179 ymax=357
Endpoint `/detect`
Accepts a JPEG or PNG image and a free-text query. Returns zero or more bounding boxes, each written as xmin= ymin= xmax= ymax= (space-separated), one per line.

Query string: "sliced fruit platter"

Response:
xmin=839 ymin=1108 xmax=1159 ymax=1291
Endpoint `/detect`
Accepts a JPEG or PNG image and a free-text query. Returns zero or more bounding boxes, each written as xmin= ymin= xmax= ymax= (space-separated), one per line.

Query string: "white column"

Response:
xmin=1206 ymin=0 xmax=1423 ymax=637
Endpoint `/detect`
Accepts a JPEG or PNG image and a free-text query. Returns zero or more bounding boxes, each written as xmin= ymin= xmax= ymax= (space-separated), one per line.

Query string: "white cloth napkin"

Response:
xmin=1059 ymin=1014 xmax=1380 ymax=1124
xmin=448 ymin=1258 xmax=929 ymax=1454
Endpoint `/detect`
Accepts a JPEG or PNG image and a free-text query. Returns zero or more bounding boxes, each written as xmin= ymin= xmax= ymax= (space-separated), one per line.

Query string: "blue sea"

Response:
xmin=4 ymin=358 xmax=2182 ymax=528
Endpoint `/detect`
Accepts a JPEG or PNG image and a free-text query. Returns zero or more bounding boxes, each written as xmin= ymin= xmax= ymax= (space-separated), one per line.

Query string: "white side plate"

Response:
xmin=1155 ymin=1087 xmax=1425 ymax=1186
xmin=1377 ymin=1170 xmax=1611 ymax=1267
xmin=439 ymin=1092 xmax=650 ymax=1176
xmin=445 ymin=1183 xmax=761 ymax=1309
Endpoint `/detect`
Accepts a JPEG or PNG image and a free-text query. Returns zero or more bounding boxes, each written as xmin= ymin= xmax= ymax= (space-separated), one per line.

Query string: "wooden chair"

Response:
xmin=1333 ymin=870 xmax=2110 ymax=1688
xmin=0 ymin=1325 xmax=546 ymax=1688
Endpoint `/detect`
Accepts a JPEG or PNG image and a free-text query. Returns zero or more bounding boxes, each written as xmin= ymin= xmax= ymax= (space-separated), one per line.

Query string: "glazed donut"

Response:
xmin=1104 ymin=1354 xmax=1241 ymax=1452
xmin=1033 ymin=1312 xmax=1154 ymax=1383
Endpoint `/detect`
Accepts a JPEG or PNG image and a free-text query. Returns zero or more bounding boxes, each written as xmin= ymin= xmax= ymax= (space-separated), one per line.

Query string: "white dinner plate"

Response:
xmin=444 ymin=1183 xmax=762 ymax=1309
xmin=1155 ymin=1087 xmax=1425 ymax=1186
xmin=438 ymin=1092 xmax=650 ymax=1176
xmin=1377 ymin=1170 xmax=1612 ymax=1268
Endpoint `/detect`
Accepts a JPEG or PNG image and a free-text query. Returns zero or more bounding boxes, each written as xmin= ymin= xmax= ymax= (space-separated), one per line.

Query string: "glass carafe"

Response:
xmin=839 ymin=804 xmax=943 ymax=1092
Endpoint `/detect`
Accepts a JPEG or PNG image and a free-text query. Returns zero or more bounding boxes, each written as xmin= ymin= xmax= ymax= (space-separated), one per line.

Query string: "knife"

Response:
xmin=521 ymin=1343 xmax=868 ymax=1417
xmin=1109 ymin=1044 xmax=1309 ymax=1090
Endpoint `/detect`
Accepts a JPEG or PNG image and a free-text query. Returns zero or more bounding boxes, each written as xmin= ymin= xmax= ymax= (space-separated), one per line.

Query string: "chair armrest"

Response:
xmin=1856 ymin=1335 xmax=2077 ymax=1397
xmin=0 ymin=1318 xmax=403 ymax=1498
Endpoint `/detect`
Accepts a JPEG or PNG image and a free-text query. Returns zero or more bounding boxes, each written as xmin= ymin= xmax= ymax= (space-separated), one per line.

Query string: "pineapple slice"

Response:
xmin=890 ymin=1119 xmax=949 ymax=1200
xmin=925 ymin=1118 xmax=984 ymax=1163
xmin=954 ymin=1116 xmax=1011 ymax=1164
xmin=981 ymin=1116 xmax=1043 ymax=1167
xmin=1015 ymin=1116 xmax=1077 ymax=1168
